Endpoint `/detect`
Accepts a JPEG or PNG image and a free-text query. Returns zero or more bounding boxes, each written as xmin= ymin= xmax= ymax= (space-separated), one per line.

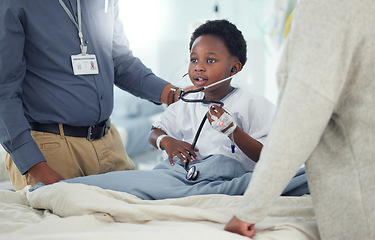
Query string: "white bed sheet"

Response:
xmin=0 ymin=182 xmax=319 ymax=240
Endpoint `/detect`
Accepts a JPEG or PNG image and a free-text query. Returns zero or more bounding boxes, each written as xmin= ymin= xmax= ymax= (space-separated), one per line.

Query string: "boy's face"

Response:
xmin=189 ymin=34 xmax=237 ymax=95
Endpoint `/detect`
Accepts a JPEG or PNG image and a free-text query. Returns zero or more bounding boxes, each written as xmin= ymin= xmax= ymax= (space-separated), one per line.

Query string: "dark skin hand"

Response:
xmin=160 ymin=84 xmax=179 ymax=105
xmin=224 ymin=216 xmax=256 ymax=238
xmin=149 ymin=128 xmax=199 ymax=166
xmin=28 ymin=161 xmax=64 ymax=185
xmin=207 ymin=104 xmax=263 ymax=162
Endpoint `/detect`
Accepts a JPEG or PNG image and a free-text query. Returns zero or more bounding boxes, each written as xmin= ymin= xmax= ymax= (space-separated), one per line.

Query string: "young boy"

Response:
xmin=149 ymin=19 xmax=275 ymax=173
xmin=31 ymin=20 xmax=308 ymax=200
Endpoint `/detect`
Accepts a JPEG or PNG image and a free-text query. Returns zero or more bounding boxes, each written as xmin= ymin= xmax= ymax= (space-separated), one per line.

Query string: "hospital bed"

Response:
xmin=0 ymin=142 xmax=318 ymax=240
xmin=0 ymin=140 xmax=318 ymax=240
xmin=0 ymin=182 xmax=318 ymax=240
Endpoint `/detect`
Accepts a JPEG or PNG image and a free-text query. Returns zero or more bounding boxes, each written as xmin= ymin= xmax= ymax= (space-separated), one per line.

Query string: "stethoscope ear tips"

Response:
xmin=186 ymin=165 xmax=199 ymax=181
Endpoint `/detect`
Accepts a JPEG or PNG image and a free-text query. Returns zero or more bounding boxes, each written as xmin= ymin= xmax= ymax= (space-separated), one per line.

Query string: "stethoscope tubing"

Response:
xmin=178 ymin=73 xmax=238 ymax=179
xmin=184 ymin=114 xmax=207 ymax=172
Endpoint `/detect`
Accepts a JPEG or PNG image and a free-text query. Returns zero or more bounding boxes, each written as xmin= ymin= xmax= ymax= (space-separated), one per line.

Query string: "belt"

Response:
xmin=29 ymin=119 xmax=111 ymax=141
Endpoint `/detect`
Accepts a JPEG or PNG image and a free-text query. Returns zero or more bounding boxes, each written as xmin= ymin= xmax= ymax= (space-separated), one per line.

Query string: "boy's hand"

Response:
xmin=207 ymin=104 xmax=236 ymax=136
xmin=160 ymin=136 xmax=199 ymax=166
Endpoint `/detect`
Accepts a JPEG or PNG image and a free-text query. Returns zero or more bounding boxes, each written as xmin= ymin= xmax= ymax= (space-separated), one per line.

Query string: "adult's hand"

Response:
xmin=28 ymin=162 xmax=64 ymax=185
xmin=224 ymin=216 xmax=255 ymax=238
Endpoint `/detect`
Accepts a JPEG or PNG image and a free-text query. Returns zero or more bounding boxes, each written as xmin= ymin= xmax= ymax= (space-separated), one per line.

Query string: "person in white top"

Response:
xmin=224 ymin=1 xmax=375 ymax=239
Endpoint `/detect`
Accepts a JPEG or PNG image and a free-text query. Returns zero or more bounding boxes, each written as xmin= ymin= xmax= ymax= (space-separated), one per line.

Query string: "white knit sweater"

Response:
xmin=236 ymin=1 xmax=375 ymax=239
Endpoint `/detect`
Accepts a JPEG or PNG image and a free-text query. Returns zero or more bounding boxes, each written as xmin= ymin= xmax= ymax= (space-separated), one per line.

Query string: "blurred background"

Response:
xmin=110 ymin=0 xmax=298 ymax=165
xmin=118 ymin=0 xmax=297 ymax=104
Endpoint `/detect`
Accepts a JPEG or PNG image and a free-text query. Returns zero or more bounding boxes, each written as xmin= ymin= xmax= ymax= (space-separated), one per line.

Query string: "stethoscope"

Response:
xmin=178 ymin=73 xmax=238 ymax=180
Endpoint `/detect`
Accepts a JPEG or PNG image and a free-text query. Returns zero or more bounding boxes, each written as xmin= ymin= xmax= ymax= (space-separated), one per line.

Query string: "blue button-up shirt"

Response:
xmin=0 ymin=0 xmax=168 ymax=174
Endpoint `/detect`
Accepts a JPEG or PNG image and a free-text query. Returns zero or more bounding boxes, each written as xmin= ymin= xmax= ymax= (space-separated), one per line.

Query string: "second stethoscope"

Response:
xmin=178 ymin=73 xmax=238 ymax=180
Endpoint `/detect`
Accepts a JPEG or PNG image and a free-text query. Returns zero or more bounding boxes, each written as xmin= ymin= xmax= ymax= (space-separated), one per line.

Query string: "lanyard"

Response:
xmin=59 ymin=0 xmax=87 ymax=54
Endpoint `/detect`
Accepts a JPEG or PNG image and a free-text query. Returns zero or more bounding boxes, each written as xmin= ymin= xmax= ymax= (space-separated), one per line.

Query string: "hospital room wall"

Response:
xmin=119 ymin=0 xmax=292 ymax=104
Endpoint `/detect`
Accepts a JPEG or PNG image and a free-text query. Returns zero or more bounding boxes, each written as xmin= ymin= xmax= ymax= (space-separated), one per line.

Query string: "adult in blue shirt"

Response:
xmin=0 ymin=0 xmax=179 ymax=190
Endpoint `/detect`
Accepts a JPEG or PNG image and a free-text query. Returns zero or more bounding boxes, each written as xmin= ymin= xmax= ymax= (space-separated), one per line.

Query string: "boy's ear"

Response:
xmin=230 ymin=62 xmax=242 ymax=75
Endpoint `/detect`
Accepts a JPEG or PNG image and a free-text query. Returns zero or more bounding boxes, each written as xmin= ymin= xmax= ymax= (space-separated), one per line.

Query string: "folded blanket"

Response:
xmin=0 ymin=182 xmax=318 ymax=240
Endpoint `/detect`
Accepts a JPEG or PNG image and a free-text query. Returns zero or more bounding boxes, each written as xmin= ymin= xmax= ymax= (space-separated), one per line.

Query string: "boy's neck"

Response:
xmin=204 ymin=86 xmax=235 ymax=101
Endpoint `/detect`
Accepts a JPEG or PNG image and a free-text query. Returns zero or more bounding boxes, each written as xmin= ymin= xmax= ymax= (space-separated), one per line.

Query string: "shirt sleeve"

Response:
xmin=0 ymin=2 xmax=46 ymax=174
xmin=235 ymin=0 xmax=349 ymax=223
xmin=151 ymin=101 xmax=184 ymax=140
xmin=111 ymin=0 xmax=169 ymax=103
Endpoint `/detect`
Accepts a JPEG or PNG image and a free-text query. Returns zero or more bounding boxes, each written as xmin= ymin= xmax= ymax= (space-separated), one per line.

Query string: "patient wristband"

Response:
xmin=156 ymin=134 xmax=168 ymax=150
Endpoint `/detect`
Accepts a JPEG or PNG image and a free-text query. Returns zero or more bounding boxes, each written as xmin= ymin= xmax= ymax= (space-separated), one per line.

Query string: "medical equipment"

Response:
xmin=178 ymin=72 xmax=238 ymax=106
xmin=178 ymin=73 xmax=238 ymax=180
xmin=209 ymin=110 xmax=237 ymax=137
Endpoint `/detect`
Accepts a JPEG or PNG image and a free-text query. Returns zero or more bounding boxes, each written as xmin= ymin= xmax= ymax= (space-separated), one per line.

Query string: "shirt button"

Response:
xmin=101 ymin=95 xmax=104 ymax=100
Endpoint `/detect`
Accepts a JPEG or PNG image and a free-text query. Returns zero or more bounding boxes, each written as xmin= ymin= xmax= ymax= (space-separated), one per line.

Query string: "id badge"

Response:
xmin=71 ymin=54 xmax=99 ymax=75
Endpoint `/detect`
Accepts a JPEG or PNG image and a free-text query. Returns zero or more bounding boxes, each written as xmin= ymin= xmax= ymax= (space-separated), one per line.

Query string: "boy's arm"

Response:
xmin=207 ymin=105 xmax=263 ymax=162
xmin=148 ymin=127 xmax=168 ymax=150
xmin=231 ymin=125 xmax=263 ymax=162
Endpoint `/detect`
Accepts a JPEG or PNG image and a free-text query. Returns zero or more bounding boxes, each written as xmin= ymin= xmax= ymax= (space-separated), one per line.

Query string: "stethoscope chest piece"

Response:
xmin=186 ymin=165 xmax=199 ymax=181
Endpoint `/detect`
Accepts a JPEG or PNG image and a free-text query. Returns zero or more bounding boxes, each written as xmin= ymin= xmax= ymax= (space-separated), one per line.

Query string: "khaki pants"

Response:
xmin=6 ymin=124 xmax=135 ymax=190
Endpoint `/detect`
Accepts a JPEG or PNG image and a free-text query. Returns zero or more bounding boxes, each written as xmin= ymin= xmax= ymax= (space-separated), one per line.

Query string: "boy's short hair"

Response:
xmin=189 ymin=19 xmax=247 ymax=67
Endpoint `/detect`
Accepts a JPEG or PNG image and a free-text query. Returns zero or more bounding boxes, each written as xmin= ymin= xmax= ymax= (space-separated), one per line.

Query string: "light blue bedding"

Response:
xmin=31 ymin=155 xmax=309 ymax=200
